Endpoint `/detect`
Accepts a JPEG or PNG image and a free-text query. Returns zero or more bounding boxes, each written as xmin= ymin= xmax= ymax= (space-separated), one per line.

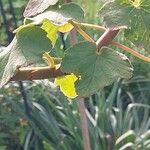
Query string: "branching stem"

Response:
xmin=96 ymin=28 xmax=120 ymax=50
xmin=69 ymin=20 xmax=95 ymax=43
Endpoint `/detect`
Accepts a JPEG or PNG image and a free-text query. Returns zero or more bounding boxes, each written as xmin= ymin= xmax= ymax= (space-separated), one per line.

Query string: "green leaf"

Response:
xmin=0 ymin=26 xmax=51 ymax=88
xmin=23 ymin=0 xmax=58 ymax=17
xmin=17 ymin=25 xmax=52 ymax=62
xmin=99 ymin=0 xmax=150 ymax=53
xmin=61 ymin=41 xmax=133 ymax=97
xmin=29 ymin=2 xmax=84 ymax=25
xmin=60 ymin=2 xmax=84 ymax=21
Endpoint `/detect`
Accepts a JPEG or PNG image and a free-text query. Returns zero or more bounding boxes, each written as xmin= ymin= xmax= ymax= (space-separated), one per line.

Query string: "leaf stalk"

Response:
xmin=111 ymin=41 xmax=150 ymax=62
xmin=96 ymin=28 xmax=120 ymax=50
xmin=74 ymin=21 xmax=106 ymax=31
xmin=69 ymin=20 xmax=95 ymax=43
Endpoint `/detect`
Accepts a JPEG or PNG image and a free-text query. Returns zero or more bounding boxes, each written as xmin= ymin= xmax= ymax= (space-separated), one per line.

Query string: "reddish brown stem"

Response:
xmin=11 ymin=66 xmax=65 ymax=81
xmin=77 ymin=98 xmax=91 ymax=150
xmin=68 ymin=15 xmax=91 ymax=150
xmin=96 ymin=28 xmax=120 ymax=50
xmin=69 ymin=29 xmax=78 ymax=45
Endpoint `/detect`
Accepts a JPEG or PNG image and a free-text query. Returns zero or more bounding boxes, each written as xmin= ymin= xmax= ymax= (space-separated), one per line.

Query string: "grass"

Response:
xmin=0 ymin=75 xmax=149 ymax=149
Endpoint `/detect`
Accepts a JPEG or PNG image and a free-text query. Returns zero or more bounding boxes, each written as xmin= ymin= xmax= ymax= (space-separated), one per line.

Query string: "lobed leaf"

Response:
xmin=61 ymin=41 xmax=133 ymax=97
xmin=0 ymin=25 xmax=51 ymax=87
xmin=99 ymin=0 xmax=150 ymax=53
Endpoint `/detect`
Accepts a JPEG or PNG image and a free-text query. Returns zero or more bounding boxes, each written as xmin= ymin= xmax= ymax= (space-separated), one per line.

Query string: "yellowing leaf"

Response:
xmin=54 ymin=74 xmax=78 ymax=99
xmin=58 ymin=23 xmax=74 ymax=33
xmin=41 ymin=19 xmax=59 ymax=46
xmin=41 ymin=20 xmax=74 ymax=46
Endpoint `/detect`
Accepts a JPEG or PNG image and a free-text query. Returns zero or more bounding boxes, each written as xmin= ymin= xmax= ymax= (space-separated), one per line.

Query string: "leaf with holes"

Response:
xmin=0 ymin=25 xmax=51 ymax=88
xmin=61 ymin=41 xmax=133 ymax=97
xmin=99 ymin=0 xmax=150 ymax=53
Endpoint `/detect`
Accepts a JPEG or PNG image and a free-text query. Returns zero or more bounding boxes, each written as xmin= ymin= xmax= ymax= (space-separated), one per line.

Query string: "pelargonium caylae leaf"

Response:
xmin=61 ymin=41 xmax=133 ymax=97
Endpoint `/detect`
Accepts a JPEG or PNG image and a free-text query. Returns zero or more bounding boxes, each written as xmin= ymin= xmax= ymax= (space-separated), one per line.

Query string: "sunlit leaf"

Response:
xmin=41 ymin=20 xmax=73 ymax=46
xmin=61 ymin=41 xmax=133 ymax=97
xmin=41 ymin=20 xmax=59 ymax=46
xmin=58 ymin=23 xmax=73 ymax=33
xmin=23 ymin=0 xmax=58 ymax=17
xmin=54 ymin=74 xmax=78 ymax=99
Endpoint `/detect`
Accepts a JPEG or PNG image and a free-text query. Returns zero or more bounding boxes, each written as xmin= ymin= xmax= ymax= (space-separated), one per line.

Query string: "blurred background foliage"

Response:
xmin=0 ymin=0 xmax=150 ymax=150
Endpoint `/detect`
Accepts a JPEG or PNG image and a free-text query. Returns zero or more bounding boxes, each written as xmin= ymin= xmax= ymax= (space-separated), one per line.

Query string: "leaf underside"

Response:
xmin=23 ymin=0 xmax=58 ymax=17
xmin=0 ymin=25 xmax=51 ymax=88
xmin=99 ymin=0 xmax=150 ymax=53
xmin=61 ymin=41 xmax=133 ymax=97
